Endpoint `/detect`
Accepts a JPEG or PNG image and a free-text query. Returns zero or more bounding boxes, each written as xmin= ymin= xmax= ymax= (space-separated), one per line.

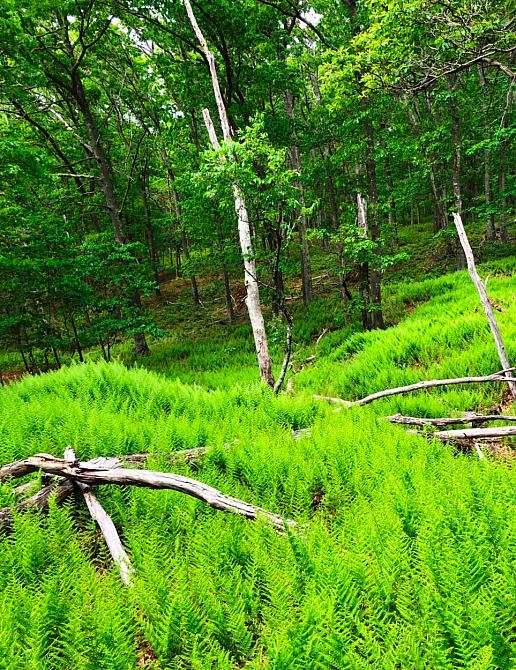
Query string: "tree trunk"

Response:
xmin=477 ymin=66 xmax=496 ymax=240
xmin=184 ymin=0 xmax=274 ymax=386
xmin=70 ymin=70 xmax=149 ymax=355
xmin=362 ymin=117 xmax=385 ymax=330
xmin=411 ymin=95 xmax=448 ymax=232
xmin=446 ymin=80 xmax=467 ymax=270
xmin=356 ymin=192 xmax=371 ymax=330
xmin=498 ymin=88 xmax=512 ymax=243
xmin=180 ymin=230 xmax=201 ymax=306
xmin=139 ymin=172 xmax=161 ymax=298
xmin=284 ymin=90 xmax=313 ymax=305
xmin=70 ymin=316 xmax=84 ymax=363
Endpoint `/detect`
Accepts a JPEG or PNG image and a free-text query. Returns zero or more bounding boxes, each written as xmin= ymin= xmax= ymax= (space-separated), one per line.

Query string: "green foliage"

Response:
xmin=1 ymin=254 xmax=516 ymax=667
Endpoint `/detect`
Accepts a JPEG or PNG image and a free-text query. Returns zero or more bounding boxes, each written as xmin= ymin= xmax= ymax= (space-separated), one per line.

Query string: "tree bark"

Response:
xmin=416 ymin=426 xmax=516 ymax=441
xmin=356 ymin=192 xmax=371 ymax=330
xmin=0 ymin=455 xmax=296 ymax=532
xmin=184 ymin=0 xmax=274 ymax=386
xmin=362 ymin=117 xmax=385 ymax=329
xmin=386 ymin=412 xmax=516 ymax=427
xmin=64 ymin=448 xmax=134 ymax=586
xmin=284 ymin=90 xmax=313 ymax=305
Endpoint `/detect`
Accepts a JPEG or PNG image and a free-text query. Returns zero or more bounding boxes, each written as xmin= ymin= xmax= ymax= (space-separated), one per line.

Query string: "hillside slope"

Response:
xmin=0 ymin=260 xmax=515 ymax=669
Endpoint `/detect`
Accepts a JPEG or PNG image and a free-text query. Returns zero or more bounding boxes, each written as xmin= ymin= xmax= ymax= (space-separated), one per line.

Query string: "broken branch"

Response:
xmin=314 ymin=368 xmax=516 ymax=407
xmin=410 ymin=426 xmax=516 ymax=441
xmin=385 ymin=412 xmax=516 ymax=427
xmin=0 ymin=455 xmax=295 ymax=532
xmin=64 ymin=447 xmax=134 ymax=587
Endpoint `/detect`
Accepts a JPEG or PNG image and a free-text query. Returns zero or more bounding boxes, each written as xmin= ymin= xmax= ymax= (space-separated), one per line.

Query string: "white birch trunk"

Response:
xmin=185 ymin=0 xmax=274 ymax=385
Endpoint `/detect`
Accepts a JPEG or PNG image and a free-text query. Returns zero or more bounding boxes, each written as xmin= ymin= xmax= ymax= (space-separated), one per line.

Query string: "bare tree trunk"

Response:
xmin=284 ymin=90 xmax=313 ymax=305
xmin=0 ymin=455 xmax=296 ymax=532
xmin=313 ymin=368 xmax=516 ymax=407
xmin=356 ymin=192 xmax=371 ymax=330
xmin=64 ymin=448 xmax=134 ymax=586
xmin=453 ymin=213 xmax=516 ymax=399
xmin=184 ymin=0 xmax=274 ymax=386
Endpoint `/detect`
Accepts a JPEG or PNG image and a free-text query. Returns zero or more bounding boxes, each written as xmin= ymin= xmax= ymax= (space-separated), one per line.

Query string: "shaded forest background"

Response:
xmin=0 ymin=0 xmax=514 ymax=375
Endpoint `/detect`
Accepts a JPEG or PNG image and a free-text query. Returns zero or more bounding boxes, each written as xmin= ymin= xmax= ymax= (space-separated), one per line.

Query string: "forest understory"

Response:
xmin=1 ymin=0 xmax=515 ymax=667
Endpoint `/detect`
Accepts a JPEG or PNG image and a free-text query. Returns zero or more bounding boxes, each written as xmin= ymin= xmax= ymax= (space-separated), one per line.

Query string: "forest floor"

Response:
xmin=0 ymin=219 xmax=515 ymax=668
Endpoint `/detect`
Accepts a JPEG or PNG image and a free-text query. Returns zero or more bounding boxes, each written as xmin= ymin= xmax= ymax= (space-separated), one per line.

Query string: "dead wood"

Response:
xmin=453 ymin=212 xmax=516 ymax=399
xmin=65 ymin=447 xmax=134 ymax=586
xmin=0 ymin=479 xmax=74 ymax=532
xmin=386 ymin=412 xmax=516 ymax=427
xmin=314 ymin=368 xmax=516 ymax=407
xmin=0 ymin=454 xmax=296 ymax=532
xmin=409 ymin=425 xmax=516 ymax=441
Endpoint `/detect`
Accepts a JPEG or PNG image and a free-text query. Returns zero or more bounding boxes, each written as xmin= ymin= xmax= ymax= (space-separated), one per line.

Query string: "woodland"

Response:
xmin=0 ymin=0 xmax=515 ymax=668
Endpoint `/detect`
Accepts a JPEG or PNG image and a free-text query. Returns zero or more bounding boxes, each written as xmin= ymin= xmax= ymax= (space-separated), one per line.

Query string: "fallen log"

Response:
xmin=409 ymin=426 xmax=516 ymax=442
xmin=0 ymin=454 xmax=295 ymax=532
xmin=0 ymin=455 xmax=122 ymax=483
xmin=314 ymin=368 xmax=516 ymax=407
xmin=386 ymin=412 xmax=516 ymax=427
xmin=0 ymin=479 xmax=74 ymax=532
xmin=65 ymin=447 xmax=134 ymax=587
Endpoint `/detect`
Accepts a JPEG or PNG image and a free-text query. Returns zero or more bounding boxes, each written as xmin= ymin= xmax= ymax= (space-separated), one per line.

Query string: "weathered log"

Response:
xmin=409 ymin=426 xmax=516 ymax=441
xmin=12 ymin=481 xmax=39 ymax=497
xmin=0 ymin=455 xmax=123 ymax=483
xmin=453 ymin=212 xmax=516 ymax=400
xmin=0 ymin=480 xmax=74 ymax=532
xmin=0 ymin=455 xmax=295 ymax=532
xmin=386 ymin=412 xmax=516 ymax=427
xmin=314 ymin=368 xmax=516 ymax=407
xmin=65 ymin=448 xmax=134 ymax=586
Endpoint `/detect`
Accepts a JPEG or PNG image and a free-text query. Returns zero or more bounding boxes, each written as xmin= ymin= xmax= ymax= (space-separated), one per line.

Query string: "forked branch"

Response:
xmin=0 ymin=454 xmax=295 ymax=532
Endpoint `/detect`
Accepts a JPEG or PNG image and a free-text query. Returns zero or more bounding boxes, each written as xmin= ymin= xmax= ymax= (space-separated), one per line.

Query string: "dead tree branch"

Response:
xmin=0 ymin=480 xmax=74 ymax=532
xmin=0 ymin=455 xmax=295 ymax=532
xmin=453 ymin=212 xmax=516 ymax=399
xmin=410 ymin=426 xmax=516 ymax=441
xmin=64 ymin=447 xmax=134 ymax=586
xmin=313 ymin=368 xmax=516 ymax=407
xmin=386 ymin=412 xmax=516 ymax=427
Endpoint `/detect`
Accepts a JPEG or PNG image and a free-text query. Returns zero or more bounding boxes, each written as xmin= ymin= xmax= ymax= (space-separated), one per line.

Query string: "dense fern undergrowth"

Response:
xmin=1 ymin=262 xmax=515 ymax=669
